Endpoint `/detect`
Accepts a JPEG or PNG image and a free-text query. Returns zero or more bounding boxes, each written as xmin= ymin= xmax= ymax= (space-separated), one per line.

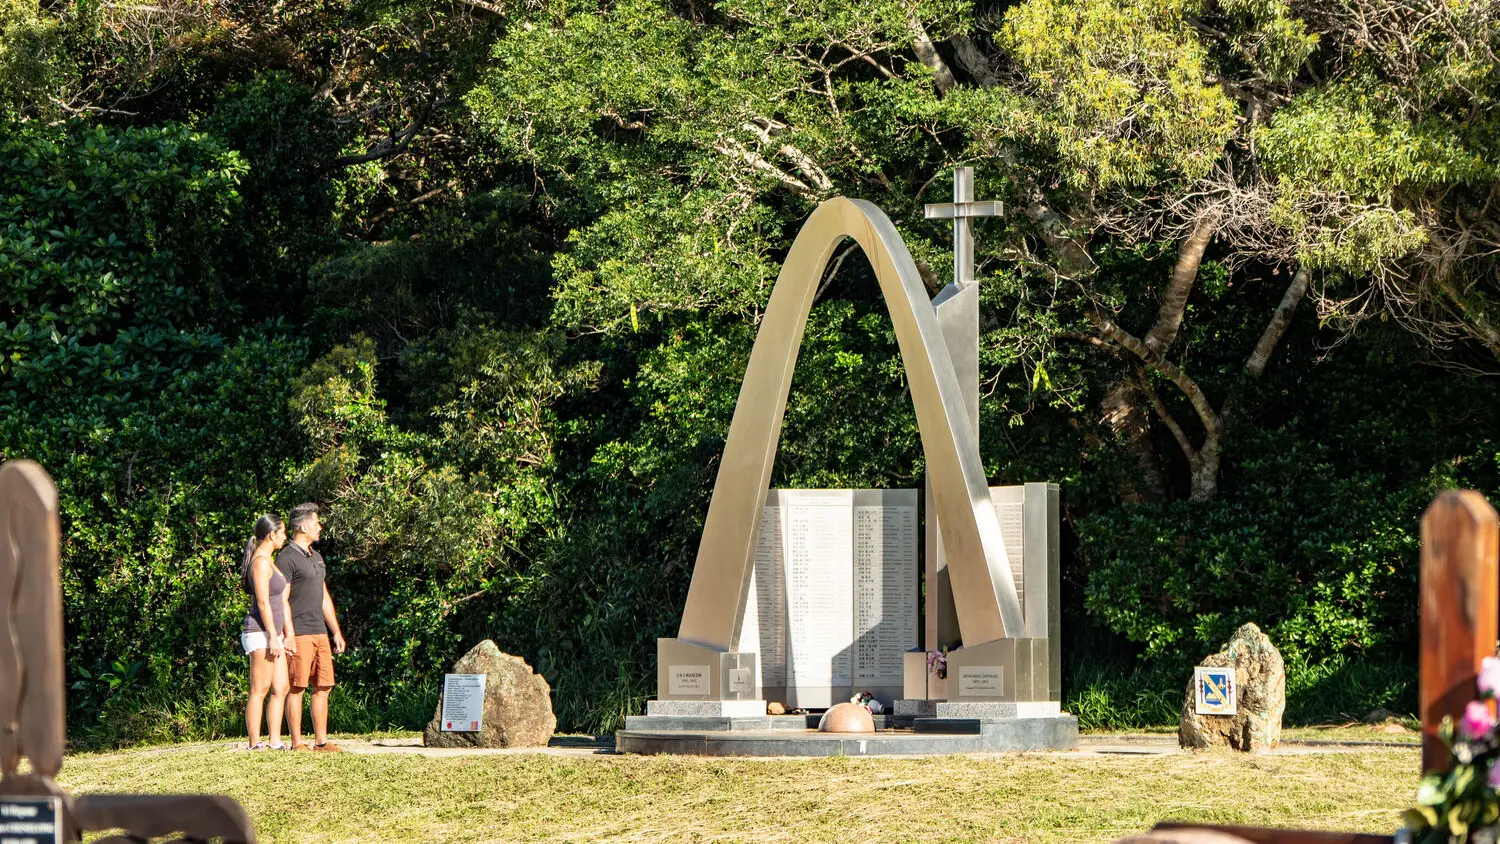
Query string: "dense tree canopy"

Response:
xmin=0 ymin=0 xmax=1497 ymax=741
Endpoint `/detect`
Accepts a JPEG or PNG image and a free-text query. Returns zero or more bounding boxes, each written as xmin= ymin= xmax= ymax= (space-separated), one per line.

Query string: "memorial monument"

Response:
xmin=618 ymin=171 xmax=1074 ymax=754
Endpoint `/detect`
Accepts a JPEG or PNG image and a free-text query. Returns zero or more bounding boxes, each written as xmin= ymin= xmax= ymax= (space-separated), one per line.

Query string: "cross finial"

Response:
xmin=924 ymin=167 xmax=1003 ymax=289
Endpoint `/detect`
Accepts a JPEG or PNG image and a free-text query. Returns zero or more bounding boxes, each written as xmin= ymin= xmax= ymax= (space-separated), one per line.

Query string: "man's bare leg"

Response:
xmin=311 ymin=687 xmax=331 ymax=745
xmin=286 ymin=687 xmax=306 ymax=747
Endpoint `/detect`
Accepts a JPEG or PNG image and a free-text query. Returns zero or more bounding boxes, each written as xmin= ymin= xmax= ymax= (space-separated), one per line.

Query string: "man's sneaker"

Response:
xmin=310 ymin=741 xmax=344 ymax=753
xmin=248 ymin=742 xmax=269 ymax=751
xmin=268 ymin=743 xmax=290 ymax=751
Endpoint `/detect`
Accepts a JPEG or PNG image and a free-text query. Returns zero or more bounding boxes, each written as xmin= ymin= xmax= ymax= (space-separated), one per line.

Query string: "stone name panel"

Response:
xmin=737 ymin=489 xmax=919 ymax=708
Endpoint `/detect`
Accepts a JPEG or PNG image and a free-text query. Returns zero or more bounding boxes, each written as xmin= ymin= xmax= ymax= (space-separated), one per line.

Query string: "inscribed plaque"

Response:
xmin=440 ymin=673 xmax=486 ymax=732
xmin=737 ymin=489 xmax=919 ymax=708
xmin=668 ymin=665 xmax=710 ymax=696
xmin=958 ymin=665 xmax=1004 ymax=696
xmin=853 ymin=494 xmax=918 ymax=686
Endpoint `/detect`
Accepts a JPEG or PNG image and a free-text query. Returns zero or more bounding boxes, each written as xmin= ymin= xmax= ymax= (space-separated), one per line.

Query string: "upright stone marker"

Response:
xmin=424 ymin=640 xmax=556 ymax=749
xmin=1419 ymin=490 xmax=1499 ymax=773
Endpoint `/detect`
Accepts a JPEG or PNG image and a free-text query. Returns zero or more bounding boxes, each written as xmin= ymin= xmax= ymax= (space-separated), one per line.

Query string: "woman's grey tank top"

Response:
xmin=243 ymin=564 xmax=288 ymax=635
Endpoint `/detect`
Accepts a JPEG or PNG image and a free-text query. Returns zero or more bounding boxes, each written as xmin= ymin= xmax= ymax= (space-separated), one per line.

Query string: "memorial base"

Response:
xmin=646 ymin=699 xmax=767 ymax=717
xmin=893 ymin=698 xmax=940 ymax=717
xmin=615 ymin=711 xmax=1078 ymax=756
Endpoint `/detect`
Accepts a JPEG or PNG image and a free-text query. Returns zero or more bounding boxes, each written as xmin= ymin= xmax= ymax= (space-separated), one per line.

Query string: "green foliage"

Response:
xmin=0 ymin=0 xmax=65 ymax=118
xmin=5 ymin=0 xmax=1500 ymax=749
xmin=0 ymin=121 xmax=246 ymax=406
xmin=997 ymin=0 xmax=1239 ymax=187
xmin=1257 ymin=89 xmax=1497 ymax=200
xmin=37 ymin=334 xmax=309 ymax=744
xmin=1080 ymin=334 xmax=1500 ymax=676
xmin=203 ymin=73 xmax=348 ymax=295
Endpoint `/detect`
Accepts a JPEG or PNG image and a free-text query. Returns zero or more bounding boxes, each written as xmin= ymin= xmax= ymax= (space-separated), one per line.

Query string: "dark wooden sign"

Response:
xmin=0 ymin=795 xmax=62 ymax=844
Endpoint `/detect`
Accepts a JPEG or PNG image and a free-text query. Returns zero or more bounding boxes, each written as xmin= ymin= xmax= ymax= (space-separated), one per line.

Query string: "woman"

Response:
xmin=240 ymin=514 xmax=296 ymax=750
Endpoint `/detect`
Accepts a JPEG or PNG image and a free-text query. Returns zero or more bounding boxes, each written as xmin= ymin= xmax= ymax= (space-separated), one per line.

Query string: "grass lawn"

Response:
xmin=60 ymin=745 xmax=1418 ymax=843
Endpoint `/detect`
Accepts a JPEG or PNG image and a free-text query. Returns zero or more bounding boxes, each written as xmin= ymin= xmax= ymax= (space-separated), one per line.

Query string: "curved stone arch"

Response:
xmin=677 ymin=197 xmax=1022 ymax=653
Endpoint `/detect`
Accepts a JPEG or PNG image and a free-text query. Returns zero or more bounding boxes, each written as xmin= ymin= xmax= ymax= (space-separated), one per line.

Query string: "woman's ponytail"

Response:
xmin=240 ymin=514 xmax=284 ymax=595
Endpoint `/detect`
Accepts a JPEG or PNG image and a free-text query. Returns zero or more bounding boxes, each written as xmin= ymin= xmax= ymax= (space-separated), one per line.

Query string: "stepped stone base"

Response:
xmin=616 ymin=713 xmax=1078 ymax=756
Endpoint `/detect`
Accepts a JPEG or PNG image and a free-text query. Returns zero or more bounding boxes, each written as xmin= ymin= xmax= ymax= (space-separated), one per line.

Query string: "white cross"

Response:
xmin=923 ymin=167 xmax=1003 ymax=288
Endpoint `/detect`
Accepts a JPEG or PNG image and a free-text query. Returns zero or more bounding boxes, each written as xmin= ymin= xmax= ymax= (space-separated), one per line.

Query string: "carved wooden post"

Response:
xmin=0 ymin=461 xmax=66 ymax=786
xmin=0 ymin=459 xmax=256 ymax=843
xmin=1420 ymin=490 xmax=1499 ymax=774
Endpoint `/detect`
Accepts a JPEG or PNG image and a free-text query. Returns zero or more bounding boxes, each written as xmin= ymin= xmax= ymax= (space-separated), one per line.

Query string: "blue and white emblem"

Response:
xmin=1194 ymin=666 xmax=1237 ymax=716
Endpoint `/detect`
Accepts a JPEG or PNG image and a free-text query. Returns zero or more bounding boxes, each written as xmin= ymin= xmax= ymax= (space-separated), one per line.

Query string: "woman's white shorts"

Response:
xmin=241 ymin=631 xmax=268 ymax=655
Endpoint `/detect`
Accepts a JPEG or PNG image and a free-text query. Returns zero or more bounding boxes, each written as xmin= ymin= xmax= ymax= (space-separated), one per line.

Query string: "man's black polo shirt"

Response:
xmin=276 ymin=541 xmax=327 ymax=637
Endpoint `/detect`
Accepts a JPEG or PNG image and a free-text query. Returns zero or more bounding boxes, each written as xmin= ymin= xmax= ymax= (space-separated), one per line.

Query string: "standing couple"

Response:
xmin=239 ymin=502 xmax=347 ymax=751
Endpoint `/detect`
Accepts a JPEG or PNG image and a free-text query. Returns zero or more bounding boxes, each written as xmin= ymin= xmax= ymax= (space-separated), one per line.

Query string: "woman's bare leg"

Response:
xmin=246 ymin=650 xmax=273 ymax=747
xmin=266 ymin=653 xmax=290 ymax=747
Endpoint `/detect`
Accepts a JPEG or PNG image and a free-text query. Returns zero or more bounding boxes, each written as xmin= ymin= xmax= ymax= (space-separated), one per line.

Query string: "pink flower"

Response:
xmin=1479 ymin=657 xmax=1500 ymax=698
xmin=1489 ymin=761 xmax=1500 ymax=790
xmin=1461 ymin=700 xmax=1497 ymax=740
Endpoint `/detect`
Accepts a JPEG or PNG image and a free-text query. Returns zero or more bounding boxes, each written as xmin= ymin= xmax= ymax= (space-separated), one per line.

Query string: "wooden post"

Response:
xmin=1420 ymin=490 xmax=1499 ymax=774
xmin=0 ymin=459 xmax=257 ymax=843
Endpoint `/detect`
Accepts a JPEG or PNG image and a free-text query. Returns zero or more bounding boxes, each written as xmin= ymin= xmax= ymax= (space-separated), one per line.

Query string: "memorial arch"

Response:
xmin=675 ymin=196 xmax=1023 ymax=656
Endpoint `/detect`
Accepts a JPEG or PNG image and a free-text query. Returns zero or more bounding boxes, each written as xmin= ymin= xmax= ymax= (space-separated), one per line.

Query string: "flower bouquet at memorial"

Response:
xmin=927 ymin=646 xmax=949 ymax=679
xmin=850 ymin=690 xmax=884 ymax=714
xmin=1404 ymin=657 xmax=1500 ymax=844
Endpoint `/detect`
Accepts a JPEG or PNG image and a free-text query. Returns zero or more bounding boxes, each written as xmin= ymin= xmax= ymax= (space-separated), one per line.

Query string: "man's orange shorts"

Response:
xmin=290 ymin=633 xmax=335 ymax=689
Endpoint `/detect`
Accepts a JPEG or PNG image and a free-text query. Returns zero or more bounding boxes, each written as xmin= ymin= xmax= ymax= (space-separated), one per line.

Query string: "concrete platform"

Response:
xmin=614 ymin=715 xmax=1078 ymax=757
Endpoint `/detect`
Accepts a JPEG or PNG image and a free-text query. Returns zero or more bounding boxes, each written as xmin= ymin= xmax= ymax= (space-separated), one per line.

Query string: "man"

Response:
xmin=277 ymin=502 xmax=346 ymax=751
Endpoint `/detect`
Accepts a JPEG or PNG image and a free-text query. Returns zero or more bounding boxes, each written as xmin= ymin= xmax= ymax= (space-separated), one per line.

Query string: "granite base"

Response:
xmin=615 ymin=714 xmax=1078 ymax=756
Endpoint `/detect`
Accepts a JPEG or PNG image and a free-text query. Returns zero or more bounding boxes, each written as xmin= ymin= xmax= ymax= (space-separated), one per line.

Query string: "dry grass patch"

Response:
xmin=61 ymin=747 xmax=1417 ymax=843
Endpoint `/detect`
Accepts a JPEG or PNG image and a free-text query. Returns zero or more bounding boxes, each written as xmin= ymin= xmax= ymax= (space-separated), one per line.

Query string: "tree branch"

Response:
xmin=815 ymin=242 xmax=859 ymax=303
xmin=455 ymin=0 xmax=506 ymax=14
xmin=331 ymin=97 xmax=439 ymax=168
xmin=949 ymin=33 xmax=1000 ymax=87
xmin=713 ymin=139 xmax=817 ymax=199
xmin=1144 ymin=211 xmax=1220 ymax=354
xmin=743 ymin=120 xmax=833 ymax=192
xmin=1135 ymin=368 xmax=1196 ymax=461
xmin=910 ymin=18 xmax=957 ymax=93
xmin=1093 ymin=314 xmax=1221 ymax=441
xmin=1245 ymin=264 xmax=1310 ymax=377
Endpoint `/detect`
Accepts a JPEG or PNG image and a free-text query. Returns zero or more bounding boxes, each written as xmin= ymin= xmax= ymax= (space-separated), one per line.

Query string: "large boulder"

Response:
xmin=1179 ymin=623 xmax=1285 ymax=752
xmin=423 ymin=640 xmax=556 ymax=748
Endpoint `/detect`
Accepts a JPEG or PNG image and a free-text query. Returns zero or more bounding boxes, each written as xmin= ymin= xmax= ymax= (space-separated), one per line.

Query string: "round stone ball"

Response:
xmin=817 ymin=702 xmax=875 ymax=733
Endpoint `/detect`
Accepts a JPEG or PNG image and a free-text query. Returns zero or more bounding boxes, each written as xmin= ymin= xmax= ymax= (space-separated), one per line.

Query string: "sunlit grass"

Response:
xmin=62 ymin=745 xmax=1417 ymax=842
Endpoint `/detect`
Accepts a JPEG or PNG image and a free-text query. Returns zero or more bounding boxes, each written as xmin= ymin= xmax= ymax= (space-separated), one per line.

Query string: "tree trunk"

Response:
xmin=1101 ymin=382 xmax=1168 ymax=503
xmin=1188 ymin=432 xmax=1221 ymax=502
xmin=909 ymin=20 xmax=956 ymax=93
xmin=1145 ymin=213 xmax=1220 ymax=354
